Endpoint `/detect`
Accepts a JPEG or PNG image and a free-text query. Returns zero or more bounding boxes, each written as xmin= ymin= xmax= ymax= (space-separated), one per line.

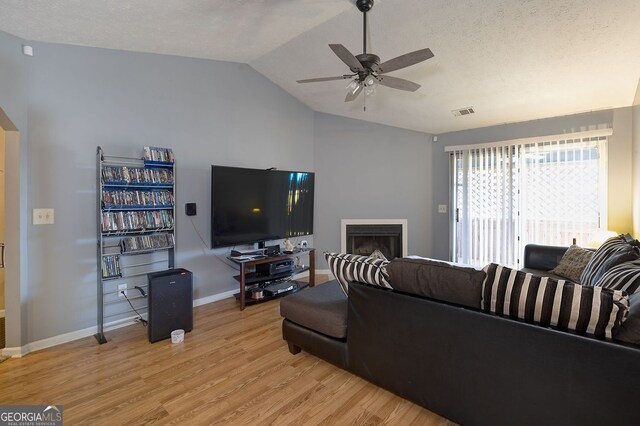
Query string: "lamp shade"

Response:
xmin=587 ymin=230 xmax=618 ymax=248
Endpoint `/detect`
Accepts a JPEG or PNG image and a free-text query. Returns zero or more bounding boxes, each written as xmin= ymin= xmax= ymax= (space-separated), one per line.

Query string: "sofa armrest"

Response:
xmin=523 ymin=244 xmax=568 ymax=271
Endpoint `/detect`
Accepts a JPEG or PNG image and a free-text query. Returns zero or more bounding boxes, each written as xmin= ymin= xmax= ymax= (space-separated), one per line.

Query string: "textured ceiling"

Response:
xmin=1 ymin=0 xmax=640 ymax=134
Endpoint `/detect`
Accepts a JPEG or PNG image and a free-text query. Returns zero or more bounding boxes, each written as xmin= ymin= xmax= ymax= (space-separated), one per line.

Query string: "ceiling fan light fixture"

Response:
xmin=347 ymin=79 xmax=360 ymax=93
xmin=365 ymin=84 xmax=377 ymax=97
xmin=364 ymin=75 xmax=377 ymax=96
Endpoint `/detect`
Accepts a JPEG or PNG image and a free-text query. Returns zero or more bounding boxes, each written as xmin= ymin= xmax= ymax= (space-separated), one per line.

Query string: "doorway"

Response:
xmin=0 ymin=126 xmax=4 ymax=349
xmin=0 ymin=106 xmax=20 ymax=356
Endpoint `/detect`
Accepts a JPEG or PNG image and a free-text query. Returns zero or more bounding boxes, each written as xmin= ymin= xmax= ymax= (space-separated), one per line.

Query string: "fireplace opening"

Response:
xmin=345 ymin=224 xmax=403 ymax=260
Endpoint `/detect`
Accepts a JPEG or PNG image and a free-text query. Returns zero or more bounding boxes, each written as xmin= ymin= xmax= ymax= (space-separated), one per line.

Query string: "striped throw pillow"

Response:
xmin=595 ymin=259 xmax=640 ymax=295
xmin=483 ymin=263 xmax=629 ymax=339
xmin=325 ymin=252 xmax=391 ymax=296
xmin=580 ymin=235 xmax=639 ymax=286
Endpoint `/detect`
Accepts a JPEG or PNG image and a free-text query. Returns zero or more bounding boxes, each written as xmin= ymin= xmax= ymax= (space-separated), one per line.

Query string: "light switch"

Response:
xmin=33 ymin=208 xmax=55 ymax=225
xmin=438 ymin=204 xmax=447 ymax=214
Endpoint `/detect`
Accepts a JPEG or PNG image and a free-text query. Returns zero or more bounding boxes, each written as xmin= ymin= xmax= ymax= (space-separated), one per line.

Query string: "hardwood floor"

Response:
xmin=0 ymin=278 xmax=454 ymax=425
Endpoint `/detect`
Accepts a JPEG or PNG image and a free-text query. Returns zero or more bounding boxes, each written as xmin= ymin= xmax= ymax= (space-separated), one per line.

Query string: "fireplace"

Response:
xmin=341 ymin=219 xmax=408 ymax=260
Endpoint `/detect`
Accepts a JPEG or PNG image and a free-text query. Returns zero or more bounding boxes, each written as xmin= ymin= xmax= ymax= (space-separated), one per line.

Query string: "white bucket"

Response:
xmin=171 ymin=329 xmax=185 ymax=344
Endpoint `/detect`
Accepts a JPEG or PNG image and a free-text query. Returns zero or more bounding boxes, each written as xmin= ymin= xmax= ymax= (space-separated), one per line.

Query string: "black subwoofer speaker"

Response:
xmin=147 ymin=268 xmax=193 ymax=343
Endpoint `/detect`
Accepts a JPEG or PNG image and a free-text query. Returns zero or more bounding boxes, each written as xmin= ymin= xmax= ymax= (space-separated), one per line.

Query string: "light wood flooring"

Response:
xmin=0 ymin=278 xmax=453 ymax=425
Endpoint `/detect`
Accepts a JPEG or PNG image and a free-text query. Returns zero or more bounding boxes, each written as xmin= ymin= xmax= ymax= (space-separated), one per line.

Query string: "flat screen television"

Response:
xmin=211 ymin=165 xmax=315 ymax=248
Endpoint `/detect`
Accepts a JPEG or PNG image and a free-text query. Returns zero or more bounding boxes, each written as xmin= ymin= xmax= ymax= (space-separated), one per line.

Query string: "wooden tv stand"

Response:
xmin=228 ymin=248 xmax=316 ymax=310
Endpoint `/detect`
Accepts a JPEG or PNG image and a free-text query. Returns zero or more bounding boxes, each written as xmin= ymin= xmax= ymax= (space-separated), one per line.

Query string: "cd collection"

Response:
xmin=101 ymin=210 xmax=174 ymax=232
xmin=143 ymin=146 xmax=175 ymax=164
xmin=102 ymin=190 xmax=174 ymax=208
xmin=102 ymin=166 xmax=173 ymax=185
xmin=101 ymin=254 xmax=121 ymax=278
xmin=120 ymin=233 xmax=175 ymax=253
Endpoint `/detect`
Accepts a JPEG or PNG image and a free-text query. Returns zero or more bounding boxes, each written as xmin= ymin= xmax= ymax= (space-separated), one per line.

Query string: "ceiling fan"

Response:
xmin=297 ymin=0 xmax=434 ymax=105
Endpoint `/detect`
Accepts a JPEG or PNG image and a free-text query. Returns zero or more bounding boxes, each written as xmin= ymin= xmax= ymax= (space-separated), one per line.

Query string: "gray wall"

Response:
xmin=4 ymin=34 xmax=315 ymax=342
xmin=432 ymin=109 xmax=634 ymax=260
xmin=313 ymin=112 xmax=433 ymax=261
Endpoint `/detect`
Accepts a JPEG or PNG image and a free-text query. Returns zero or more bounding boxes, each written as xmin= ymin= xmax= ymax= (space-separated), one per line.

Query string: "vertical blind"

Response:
xmin=447 ymin=130 xmax=610 ymax=268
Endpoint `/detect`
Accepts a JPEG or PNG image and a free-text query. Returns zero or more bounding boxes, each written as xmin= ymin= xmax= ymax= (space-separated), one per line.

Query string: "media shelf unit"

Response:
xmin=228 ymin=249 xmax=316 ymax=310
xmin=95 ymin=146 xmax=176 ymax=344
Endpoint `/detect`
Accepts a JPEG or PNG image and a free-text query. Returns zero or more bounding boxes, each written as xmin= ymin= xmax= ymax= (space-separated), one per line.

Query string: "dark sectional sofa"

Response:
xmin=280 ymin=244 xmax=640 ymax=426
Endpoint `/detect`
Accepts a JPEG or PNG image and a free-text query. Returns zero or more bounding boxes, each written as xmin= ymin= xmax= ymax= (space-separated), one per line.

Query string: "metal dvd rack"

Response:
xmin=95 ymin=146 xmax=176 ymax=343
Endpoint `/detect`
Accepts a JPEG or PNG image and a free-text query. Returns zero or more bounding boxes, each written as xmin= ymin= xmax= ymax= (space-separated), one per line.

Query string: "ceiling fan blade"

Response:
xmin=329 ymin=44 xmax=365 ymax=72
xmin=376 ymin=75 xmax=421 ymax=92
xmin=297 ymin=76 xmax=352 ymax=83
xmin=377 ymin=48 xmax=434 ymax=74
xmin=345 ymin=83 xmax=364 ymax=102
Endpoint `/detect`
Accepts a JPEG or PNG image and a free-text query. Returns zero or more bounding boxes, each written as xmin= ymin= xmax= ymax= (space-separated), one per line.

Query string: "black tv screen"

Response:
xmin=211 ymin=165 xmax=315 ymax=248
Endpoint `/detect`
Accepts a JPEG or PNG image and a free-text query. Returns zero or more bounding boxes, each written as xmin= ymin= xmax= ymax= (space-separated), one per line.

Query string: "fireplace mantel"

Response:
xmin=341 ymin=219 xmax=408 ymax=258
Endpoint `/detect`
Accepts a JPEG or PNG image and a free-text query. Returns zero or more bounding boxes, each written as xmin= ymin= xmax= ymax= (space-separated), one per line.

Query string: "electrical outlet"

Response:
xmin=438 ymin=204 xmax=447 ymax=214
xmin=118 ymin=284 xmax=128 ymax=298
xmin=33 ymin=208 xmax=55 ymax=225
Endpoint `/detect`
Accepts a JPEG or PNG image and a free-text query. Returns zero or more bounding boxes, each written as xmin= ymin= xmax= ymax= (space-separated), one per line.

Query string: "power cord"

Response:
xmin=189 ymin=217 xmax=239 ymax=271
xmin=121 ymin=291 xmax=147 ymax=326
xmin=189 ymin=216 xmax=209 ymax=248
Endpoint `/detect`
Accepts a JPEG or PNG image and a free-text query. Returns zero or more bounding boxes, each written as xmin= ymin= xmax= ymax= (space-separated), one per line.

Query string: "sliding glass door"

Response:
xmin=450 ymin=134 xmax=608 ymax=268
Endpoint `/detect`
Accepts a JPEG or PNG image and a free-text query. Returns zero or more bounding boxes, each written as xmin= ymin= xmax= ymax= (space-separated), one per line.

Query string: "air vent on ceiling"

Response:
xmin=452 ymin=107 xmax=475 ymax=117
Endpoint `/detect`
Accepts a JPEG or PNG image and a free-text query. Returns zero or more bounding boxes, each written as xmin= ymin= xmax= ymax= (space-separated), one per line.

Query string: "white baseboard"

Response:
xmin=1 ymin=346 xmax=22 ymax=357
xmin=1 ymin=315 xmax=146 ymax=358
xmin=0 ymin=309 xmax=5 ymax=318
xmin=193 ymin=289 xmax=237 ymax=307
xmin=1 ymin=290 xmax=237 ymax=358
xmin=292 ymin=270 xmax=309 ymax=279
xmin=293 ymin=269 xmax=333 ymax=281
